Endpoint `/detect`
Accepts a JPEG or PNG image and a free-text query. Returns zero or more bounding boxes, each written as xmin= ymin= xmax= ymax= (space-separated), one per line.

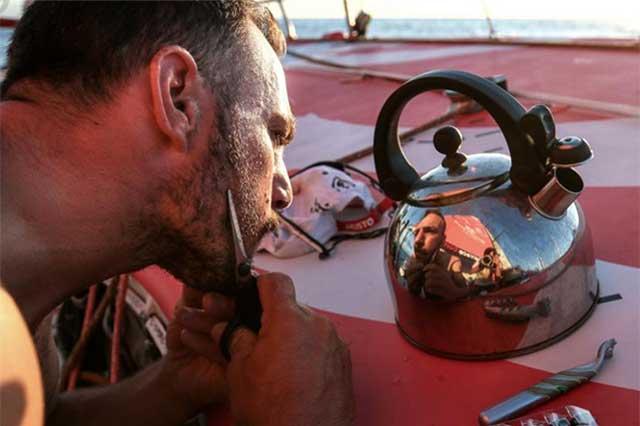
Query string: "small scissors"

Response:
xmin=219 ymin=190 xmax=263 ymax=361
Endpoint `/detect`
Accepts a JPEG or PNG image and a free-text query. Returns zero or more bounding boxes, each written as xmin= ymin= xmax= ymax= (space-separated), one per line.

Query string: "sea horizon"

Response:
xmin=283 ymin=18 xmax=640 ymax=40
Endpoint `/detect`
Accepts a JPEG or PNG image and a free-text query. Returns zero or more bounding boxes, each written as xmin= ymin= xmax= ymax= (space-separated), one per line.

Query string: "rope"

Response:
xmin=66 ymin=285 xmax=97 ymax=391
xmin=61 ymin=277 xmax=119 ymax=390
xmin=110 ymin=274 xmax=129 ymax=384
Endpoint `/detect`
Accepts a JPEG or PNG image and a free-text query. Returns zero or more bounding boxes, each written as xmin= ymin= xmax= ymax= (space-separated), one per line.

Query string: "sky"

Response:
xmin=1 ymin=0 xmax=639 ymax=27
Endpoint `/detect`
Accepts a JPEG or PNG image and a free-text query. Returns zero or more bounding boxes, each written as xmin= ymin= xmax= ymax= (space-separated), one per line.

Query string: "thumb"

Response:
xmin=182 ymin=285 xmax=205 ymax=308
xmin=256 ymin=272 xmax=297 ymax=317
xmin=212 ymin=322 xmax=257 ymax=361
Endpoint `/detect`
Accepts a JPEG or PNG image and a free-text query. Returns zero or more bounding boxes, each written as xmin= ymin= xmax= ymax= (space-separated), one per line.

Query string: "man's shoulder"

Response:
xmin=33 ymin=309 xmax=61 ymax=415
xmin=0 ymin=285 xmax=45 ymax=425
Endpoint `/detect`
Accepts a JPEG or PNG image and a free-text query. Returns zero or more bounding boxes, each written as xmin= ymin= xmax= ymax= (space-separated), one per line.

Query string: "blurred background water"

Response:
xmin=1 ymin=27 xmax=10 ymax=68
xmin=286 ymin=18 xmax=640 ymax=40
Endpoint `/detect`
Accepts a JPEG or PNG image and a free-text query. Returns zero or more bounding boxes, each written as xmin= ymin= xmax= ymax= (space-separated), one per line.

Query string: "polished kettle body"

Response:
xmin=374 ymin=70 xmax=597 ymax=359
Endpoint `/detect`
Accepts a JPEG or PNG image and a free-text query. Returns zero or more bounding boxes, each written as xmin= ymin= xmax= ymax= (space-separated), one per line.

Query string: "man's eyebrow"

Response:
xmin=269 ymin=113 xmax=296 ymax=145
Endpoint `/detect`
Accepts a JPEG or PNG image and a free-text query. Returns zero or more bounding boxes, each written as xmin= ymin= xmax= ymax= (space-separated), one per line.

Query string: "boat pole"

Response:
xmin=343 ymin=0 xmax=352 ymax=35
xmin=278 ymin=0 xmax=297 ymax=39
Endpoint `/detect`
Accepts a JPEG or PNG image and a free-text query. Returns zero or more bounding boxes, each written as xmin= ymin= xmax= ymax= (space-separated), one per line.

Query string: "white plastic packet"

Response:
xmin=259 ymin=163 xmax=393 ymax=258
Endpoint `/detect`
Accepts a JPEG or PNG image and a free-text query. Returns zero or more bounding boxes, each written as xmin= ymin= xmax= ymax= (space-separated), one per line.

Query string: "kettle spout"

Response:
xmin=530 ymin=167 xmax=584 ymax=219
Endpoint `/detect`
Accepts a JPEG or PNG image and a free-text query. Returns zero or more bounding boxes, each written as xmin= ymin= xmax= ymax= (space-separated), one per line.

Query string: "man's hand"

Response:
xmin=404 ymin=258 xmax=426 ymax=296
xmin=182 ymin=273 xmax=355 ymax=426
xmin=46 ymin=287 xmax=236 ymax=426
xmin=160 ymin=287 xmax=235 ymax=414
xmin=423 ymin=264 xmax=469 ymax=301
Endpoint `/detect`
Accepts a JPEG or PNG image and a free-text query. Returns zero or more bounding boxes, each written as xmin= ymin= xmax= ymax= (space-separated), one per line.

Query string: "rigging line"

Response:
xmin=288 ymin=49 xmax=409 ymax=83
xmin=480 ymin=0 xmax=497 ymax=39
xmin=61 ymin=278 xmax=119 ymax=390
xmin=287 ymin=49 xmax=640 ymax=117
xmin=110 ymin=274 xmax=129 ymax=384
xmin=509 ymin=89 xmax=640 ymax=117
xmin=343 ymin=0 xmax=352 ymax=33
xmin=66 ymin=285 xmax=97 ymax=391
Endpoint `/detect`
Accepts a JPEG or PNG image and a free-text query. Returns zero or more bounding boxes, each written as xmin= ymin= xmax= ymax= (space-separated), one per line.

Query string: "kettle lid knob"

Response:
xmin=434 ymin=126 xmax=467 ymax=169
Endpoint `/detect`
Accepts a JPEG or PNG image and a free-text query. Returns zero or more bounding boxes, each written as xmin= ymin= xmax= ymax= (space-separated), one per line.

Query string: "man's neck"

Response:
xmin=0 ymin=211 xmax=135 ymax=331
xmin=0 ymin=99 xmax=145 ymax=331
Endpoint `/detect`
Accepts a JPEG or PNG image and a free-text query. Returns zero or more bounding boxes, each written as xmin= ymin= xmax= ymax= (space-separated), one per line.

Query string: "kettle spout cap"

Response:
xmin=550 ymin=136 xmax=594 ymax=168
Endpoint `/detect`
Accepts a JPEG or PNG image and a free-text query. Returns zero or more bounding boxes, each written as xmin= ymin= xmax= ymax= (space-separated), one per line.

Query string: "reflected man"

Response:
xmin=404 ymin=210 xmax=470 ymax=301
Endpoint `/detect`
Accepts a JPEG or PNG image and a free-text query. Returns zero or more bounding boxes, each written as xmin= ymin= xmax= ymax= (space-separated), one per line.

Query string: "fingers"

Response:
xmin=175 ymin=291 xmax=234 ymax=330
xmin=165 ymin=320 xmax=184 ymax=352
xmin=203 ymin=293 xmax=235 ymax=316
xmin=182 ymin=285 xmax=206 ymax=308
xmin=175 ymin=306 xmax=226 ymax=334
xmin=180 ymin=329 xmax=225 ymax=363
xmin=211 ymin=322 xmax=257 ymax=361
xmin=256 ymin=273 xmax=297 ymax=317
xmin=171 ymin=292 xmax=235 ymax=356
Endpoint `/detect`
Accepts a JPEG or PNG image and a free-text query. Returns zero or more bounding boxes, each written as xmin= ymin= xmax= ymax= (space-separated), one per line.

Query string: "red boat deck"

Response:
xmin=136 ymin=41 xmax=639 ymax=425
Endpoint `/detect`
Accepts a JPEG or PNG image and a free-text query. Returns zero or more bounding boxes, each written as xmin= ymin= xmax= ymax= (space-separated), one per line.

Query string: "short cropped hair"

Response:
xmin=1 ymin=1 xmax=285 ymax=106
xmin=415 ymin=209 xmax=446 ymax=233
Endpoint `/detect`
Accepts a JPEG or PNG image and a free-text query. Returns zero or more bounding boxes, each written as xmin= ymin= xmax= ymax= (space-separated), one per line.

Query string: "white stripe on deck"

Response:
xmin=283 ymin=113 xmax=409 ymax=169
xmin=285 ymin=44 xmax=517 ymax=68
xmin=256 ymin=239 xmax=639 ymax=390
xmin=511 ymin=260 xmax=640 ymax=391
xmin=255 ymin=236 xmax=394 ymax=324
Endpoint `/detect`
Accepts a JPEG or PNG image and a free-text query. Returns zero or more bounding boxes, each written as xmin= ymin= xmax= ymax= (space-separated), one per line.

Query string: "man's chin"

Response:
xmin=415 ymin=251 xmax=434 ymax=263
xmin=158 ymin=215 xmax=277 ymax=295
xmin=162 ymin=262 xmax=237 ymax=295
xmin=183 ymin=276 xmax=237 ymax=296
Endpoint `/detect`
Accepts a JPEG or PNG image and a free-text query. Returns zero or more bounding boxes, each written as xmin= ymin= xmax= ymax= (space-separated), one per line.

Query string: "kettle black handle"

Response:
xmin=373 ymin=70 xmax=548 ymax=200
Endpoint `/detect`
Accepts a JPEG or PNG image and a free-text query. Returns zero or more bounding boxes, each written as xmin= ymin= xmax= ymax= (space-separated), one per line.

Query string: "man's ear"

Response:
xmin=149 ymin=46 xmax=202 ymax=152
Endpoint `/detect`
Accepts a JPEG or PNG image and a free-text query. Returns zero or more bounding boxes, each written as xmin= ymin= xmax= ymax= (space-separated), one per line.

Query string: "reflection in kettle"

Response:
xmin=401 ymin=210 xmax=527 ymax=302
xmin=403 ymin=210 xmax=468 ymax=301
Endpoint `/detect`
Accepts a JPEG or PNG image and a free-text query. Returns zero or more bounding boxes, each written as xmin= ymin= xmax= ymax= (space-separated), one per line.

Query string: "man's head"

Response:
xmin=1 ymin=1 xmax=286 ymax=105
xmin=2 ymin=1 xmax=294 ymax=293
xmin=413 ymin=210 xmax=446 ymax=261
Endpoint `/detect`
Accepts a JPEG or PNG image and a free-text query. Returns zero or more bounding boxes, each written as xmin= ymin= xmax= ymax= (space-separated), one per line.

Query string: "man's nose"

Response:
xmin=271 ymin=166 xmax=293 ymax=211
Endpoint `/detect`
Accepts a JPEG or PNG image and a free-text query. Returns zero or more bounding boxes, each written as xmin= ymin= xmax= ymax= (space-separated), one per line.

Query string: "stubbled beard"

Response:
xmin=145 ymin=116 xmax=279 ymax=294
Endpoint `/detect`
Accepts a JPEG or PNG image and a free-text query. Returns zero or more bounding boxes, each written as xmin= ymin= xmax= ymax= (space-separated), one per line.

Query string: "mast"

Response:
xmin=343 ymin=0 xmax=352 ymax=34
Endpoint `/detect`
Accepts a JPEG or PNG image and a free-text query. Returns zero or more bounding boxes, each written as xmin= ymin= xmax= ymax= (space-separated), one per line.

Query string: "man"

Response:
xmin=403 ymin=210 xmax=469 ymax=301
xmin=0 ymin=2 xmax=354 ymax=426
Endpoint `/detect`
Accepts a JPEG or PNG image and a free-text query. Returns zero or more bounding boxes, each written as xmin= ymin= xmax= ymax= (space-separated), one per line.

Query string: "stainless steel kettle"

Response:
xmin=374 ymin=70 xmax=597 ymax=359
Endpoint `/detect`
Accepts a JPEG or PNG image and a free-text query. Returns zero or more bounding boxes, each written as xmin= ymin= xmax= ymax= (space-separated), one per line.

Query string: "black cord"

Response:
xmin=282 ymin=162 xmax=394 ymax=259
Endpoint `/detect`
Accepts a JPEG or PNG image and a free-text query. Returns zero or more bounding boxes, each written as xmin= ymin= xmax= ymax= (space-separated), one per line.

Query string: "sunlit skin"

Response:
xmin=149 ymin=25 xmax=296 ymax=295
xmin=413 ymin=212 xmax=446 ymax=262
xmin=1 ymin=24 xmax=293 ymax=328
xmin=0 ymin=15 xmax=356 ymax=425
xmin=0 ymin=21 xmax=301 ymax=426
